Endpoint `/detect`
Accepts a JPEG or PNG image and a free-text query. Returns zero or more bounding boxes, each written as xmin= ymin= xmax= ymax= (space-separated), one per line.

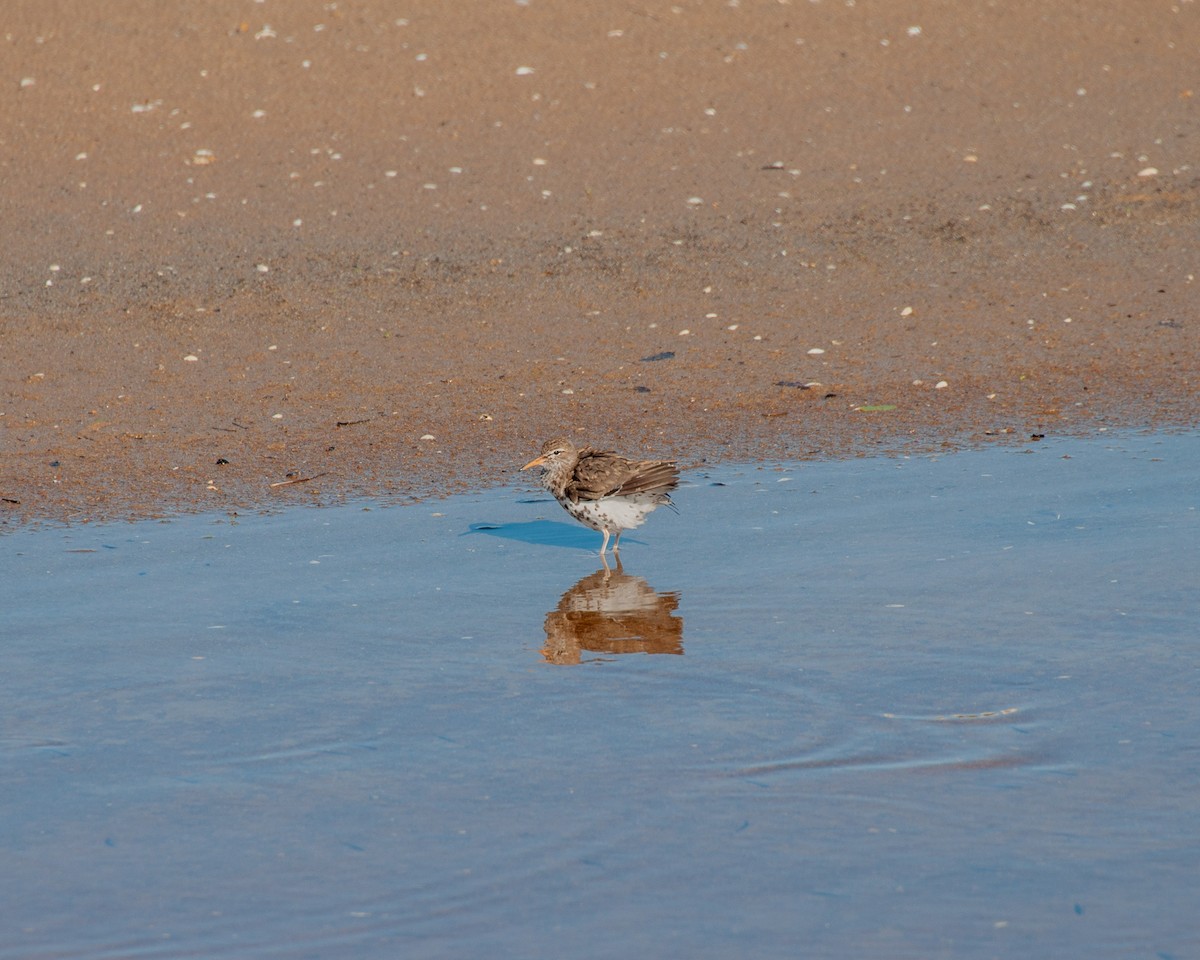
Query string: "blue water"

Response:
xmin=2 ymin=431 xmax=1197 ymax=959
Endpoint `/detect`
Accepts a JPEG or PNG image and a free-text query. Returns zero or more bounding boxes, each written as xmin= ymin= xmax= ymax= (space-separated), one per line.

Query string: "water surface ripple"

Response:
xmin=2 ymin=432 xmax=1196 ymax=959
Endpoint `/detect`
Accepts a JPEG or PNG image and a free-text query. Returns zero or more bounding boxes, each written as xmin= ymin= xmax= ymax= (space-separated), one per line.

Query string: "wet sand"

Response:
xmin=2 ymin=0 xmax=1196 ymax=523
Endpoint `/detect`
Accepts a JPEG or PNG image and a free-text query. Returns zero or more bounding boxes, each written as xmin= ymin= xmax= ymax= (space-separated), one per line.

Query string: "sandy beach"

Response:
xmin=2 ymin=0 xmax=1196 ymax=522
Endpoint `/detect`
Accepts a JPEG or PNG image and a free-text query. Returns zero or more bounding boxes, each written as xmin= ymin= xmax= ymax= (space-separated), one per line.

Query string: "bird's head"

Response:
xmin=522 ymin=437 xmax=577 ymax=471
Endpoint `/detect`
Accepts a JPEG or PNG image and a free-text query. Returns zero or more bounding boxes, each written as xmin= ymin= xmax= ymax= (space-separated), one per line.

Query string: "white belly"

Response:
xmin=559 ymin=494 xmax=662 ymax=532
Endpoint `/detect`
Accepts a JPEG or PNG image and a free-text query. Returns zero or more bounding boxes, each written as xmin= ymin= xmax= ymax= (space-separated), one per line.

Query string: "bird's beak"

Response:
xmin=521 ymin=455 xmax=546 ymax=471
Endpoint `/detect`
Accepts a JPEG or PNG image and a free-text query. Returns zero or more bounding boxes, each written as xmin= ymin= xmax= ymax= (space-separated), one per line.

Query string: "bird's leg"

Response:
xmin=612 ymin=530 xmax=622 ymax=553
xmin=599 ymin=529 xmax=611 ymax=555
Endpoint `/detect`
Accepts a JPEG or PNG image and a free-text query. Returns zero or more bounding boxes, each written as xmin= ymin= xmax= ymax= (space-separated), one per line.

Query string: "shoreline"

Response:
xmin=3 ymin=1 xmax=1196 ymax=525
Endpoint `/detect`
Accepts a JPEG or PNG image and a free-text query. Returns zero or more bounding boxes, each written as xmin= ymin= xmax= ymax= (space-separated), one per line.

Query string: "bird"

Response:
xmin=522 ymin=437 xmax=679 ymax=555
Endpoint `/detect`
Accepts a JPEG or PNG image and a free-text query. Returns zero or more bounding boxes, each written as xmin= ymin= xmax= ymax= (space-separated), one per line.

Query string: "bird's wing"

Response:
xmin=567 ymin=448 xmax=679 ymax=501
xmin=614 ymin=460 xmax=679 ymax=497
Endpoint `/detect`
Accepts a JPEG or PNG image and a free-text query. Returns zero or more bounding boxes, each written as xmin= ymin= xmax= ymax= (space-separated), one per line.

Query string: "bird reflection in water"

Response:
xmin=542 ymin=558 xmax=683 ymax=665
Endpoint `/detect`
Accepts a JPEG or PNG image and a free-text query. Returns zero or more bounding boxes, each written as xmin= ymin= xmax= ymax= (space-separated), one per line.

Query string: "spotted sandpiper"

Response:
xmin=522 ymin=437 xmax=679 ymax=554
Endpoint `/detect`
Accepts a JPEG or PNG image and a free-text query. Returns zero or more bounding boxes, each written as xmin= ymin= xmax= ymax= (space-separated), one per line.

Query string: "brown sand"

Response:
xmin=2 ymin=1 xmax=1196 ymax=524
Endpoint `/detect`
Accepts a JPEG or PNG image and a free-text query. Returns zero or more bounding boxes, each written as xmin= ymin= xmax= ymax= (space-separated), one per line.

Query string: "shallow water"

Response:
xmin=3 ymin=431 xmax=1197 ymax=959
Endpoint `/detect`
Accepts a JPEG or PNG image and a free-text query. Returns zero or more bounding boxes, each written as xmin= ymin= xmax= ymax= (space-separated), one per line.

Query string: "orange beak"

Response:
xmin=521 ymin=455 xmax=547 ymax=471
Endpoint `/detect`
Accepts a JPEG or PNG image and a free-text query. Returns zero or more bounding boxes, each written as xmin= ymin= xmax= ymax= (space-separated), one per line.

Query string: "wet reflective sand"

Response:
xmin=2 ymin=432 xmax=1196 ymax=959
